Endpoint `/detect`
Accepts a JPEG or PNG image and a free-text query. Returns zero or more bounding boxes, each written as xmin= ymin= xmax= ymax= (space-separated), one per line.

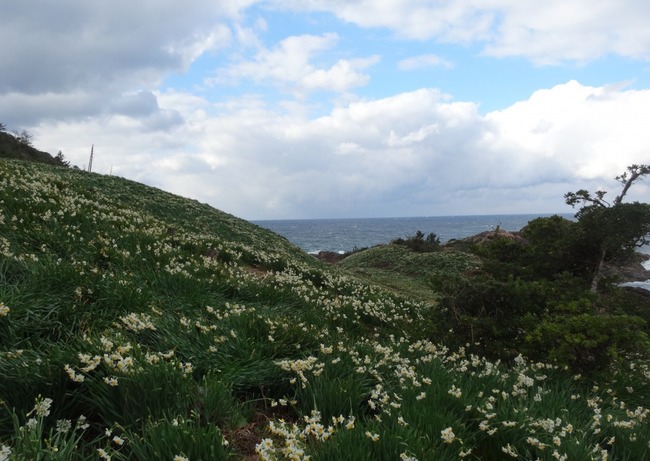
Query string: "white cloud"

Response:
xmin=277 ymin=0 xmax=650 ymax=64
xmin=0 ymin=1 xmax=235 ymax=126
xmin=214 ymin=33 xmax=377 ymax=94
xmin=300 ymin=57 xmax=380 ymax=92
xmin=164 ymin=81 xmax=649 ymax=217
xmin=483 ymin=0 xmax=650 ymax=64
xmin=398 ymin=54 xmax=453 ymax=70
xmin=4 ymin=2 xmax=650 ymax=220
xmin=217 ymin=33 xmax=339 ymax=84
xmin=485 ymin=80 xmax=650 ymax=179
xmin=278 ymin=0 xmax=494 ymax=42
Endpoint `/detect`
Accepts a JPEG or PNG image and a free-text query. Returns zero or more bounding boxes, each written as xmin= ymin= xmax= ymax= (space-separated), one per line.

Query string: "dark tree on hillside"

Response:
xmin=13 ymin=129 xmax=34 ymax=147
xmin=0 ymin=122 xmax=6 ymax=132
xmin=55 ymin=150 xmax=70 ymax=167
xmin=565 ymin=164 xmax=650 ymax=292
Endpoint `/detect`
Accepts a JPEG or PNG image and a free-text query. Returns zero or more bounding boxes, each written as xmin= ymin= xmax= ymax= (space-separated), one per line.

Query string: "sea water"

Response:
xmin=253 ymin=214 xmax=573 ymax=254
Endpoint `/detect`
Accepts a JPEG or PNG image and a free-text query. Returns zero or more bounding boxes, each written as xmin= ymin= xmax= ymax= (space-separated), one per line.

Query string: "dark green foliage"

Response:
xmin=527 ymin=309 xmax=650 ymax=373
xmin=392 ymin=230 xmax=441 ymax=253
xmin=122 ymin=416 xmax=231 ymax=460
xmin=565 ymin=164 xmax=650 ymax=291
xmin=0 ymin=131 xmax=61 ymax=165
xmin=577 ymin=202 xmax=650 ymax=260
xmin=431 ymin=210 xmax=650 ymax=371
xmin=83 ymin=362 xmax=197 ymax=427
xmin=520 ymin=215 xmax=596 ymax=279
xmin=55 ymin=150 xmax=70 ymax=167
xmin=431 ymin=268 xmax=549 ymax=357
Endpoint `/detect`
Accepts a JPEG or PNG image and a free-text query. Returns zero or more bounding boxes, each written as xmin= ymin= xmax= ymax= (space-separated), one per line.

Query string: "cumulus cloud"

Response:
xmin=214 ymin=33 xmax=378 ymax=94
xmin=178 ymin=81 xmax=650 ymax=218
xmin=216 ymin=33 xmax=338 ymax=84
xmin=486 ymin=80 xmax=650 ymax=178
xmin=0 ymin=1 xmax=237 ymax=94
xmin=300 ymin=57 xmax=380 ymax=92
xmin=33 ymin=80 xmax=648 ymax=219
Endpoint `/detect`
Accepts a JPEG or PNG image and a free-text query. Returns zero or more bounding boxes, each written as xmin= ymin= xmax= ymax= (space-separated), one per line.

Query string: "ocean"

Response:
xmin=253 ymin=214 xmax=574 ymax=254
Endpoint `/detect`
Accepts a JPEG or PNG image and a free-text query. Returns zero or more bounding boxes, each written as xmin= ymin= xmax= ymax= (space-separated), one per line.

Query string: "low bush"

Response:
xmin=392 ymin=230 xmax=441 ymax=253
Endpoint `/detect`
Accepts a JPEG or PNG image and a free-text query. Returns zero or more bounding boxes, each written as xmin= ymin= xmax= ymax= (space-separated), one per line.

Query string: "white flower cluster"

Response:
xmin=276 ymin=356 xmax=324 ymax=388
xmin=119 ymin=312 xmax=156 ymax=331
xmin=256 ymin=410 xmax=356 ymax=461
xmin=0 ymin=444 xmax=11 ymax=461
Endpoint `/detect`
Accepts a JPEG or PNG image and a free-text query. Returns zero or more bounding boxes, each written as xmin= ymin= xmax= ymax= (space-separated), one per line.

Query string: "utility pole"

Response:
xmin=88 ymin=144 xmax=94 ymax=172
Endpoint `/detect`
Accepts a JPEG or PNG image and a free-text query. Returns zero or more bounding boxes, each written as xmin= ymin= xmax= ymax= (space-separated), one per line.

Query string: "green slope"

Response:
xmin=1 ymin=158 xmax=648 ymax=460
xmin=338 ymin=244 xmax=479 ymax=304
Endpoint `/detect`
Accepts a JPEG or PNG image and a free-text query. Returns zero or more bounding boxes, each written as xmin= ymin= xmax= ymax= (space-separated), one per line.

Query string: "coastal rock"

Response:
xmin=312 ymin=251 xmax=348 ymax=264
xmin=444 ymin=228 xmax=526 ymax=249
xmin=602 ymin=253 xmax=650 ymax=285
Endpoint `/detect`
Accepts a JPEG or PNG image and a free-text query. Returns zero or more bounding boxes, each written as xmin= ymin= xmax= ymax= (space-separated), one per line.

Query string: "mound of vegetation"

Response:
xmin=430 ymin=215 xmax=650 ymax=367
xmin=1 ymin=158 xmax=649 ymax=460
xmin=338 ymin=243 xmax=476 ymax=304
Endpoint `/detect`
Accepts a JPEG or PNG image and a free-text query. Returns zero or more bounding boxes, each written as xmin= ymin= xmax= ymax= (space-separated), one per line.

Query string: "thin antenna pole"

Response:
xmin=88 ymin=144 xmax=94 ymax=172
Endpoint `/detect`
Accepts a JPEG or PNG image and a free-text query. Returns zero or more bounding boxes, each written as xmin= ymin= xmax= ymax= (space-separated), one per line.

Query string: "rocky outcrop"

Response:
xmin=444 ymin=228 xmax=526 ymax=250
xmin=602 ymin=252 xmax=650 ymax=284
xmin=312 ymin=250 xmax=348 ymax=264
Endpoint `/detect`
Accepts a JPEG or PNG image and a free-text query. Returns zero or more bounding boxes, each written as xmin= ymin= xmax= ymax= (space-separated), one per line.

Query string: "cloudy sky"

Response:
xmin=2 ymin=1 xmax=650 ymax=220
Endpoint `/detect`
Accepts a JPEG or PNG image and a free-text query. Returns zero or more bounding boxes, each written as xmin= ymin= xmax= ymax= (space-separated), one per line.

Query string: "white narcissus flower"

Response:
xmin=440 ymin=427 xmax=456 ymax=444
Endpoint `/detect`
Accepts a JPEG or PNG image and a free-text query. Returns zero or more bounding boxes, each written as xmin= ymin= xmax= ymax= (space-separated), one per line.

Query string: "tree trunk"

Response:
xmin=590 ymin=247 xmax=607 ymax=293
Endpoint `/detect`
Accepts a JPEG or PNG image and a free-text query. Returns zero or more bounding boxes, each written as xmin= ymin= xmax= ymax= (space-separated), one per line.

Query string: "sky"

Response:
xmin=2 ymin=0 xmax=650 ymax=220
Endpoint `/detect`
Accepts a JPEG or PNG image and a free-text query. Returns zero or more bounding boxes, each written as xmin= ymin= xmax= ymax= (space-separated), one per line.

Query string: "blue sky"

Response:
xmin=2 ymin=1 xmax=650 ymax=219
xmin=164 ymin=6 xmax=650 ymax=114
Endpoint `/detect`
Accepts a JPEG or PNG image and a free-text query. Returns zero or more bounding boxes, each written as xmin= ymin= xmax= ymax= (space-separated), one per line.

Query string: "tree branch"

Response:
xmin=614 ymin=164 xmax=650 ymax=205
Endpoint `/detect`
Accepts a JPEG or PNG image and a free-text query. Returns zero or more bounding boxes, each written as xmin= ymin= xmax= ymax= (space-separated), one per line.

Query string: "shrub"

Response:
xmin=431 ymin=271 xmax=549 ymax=358
xmin=392 ymin=230 xmax=441 ymax=253
xmin=521 ymin=215 xmax=598 ymax=280
xmin=526 ymin=311 xmax=650 ymax=373
xmin=54 ymin=151 xmax=70 ymax=167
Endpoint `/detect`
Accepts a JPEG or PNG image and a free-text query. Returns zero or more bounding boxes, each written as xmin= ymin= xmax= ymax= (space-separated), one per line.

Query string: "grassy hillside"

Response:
xmin=338 ymin=244 xmax=478 ymax=304
xmin=1 ymin=158 xmax=649 ymax=460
